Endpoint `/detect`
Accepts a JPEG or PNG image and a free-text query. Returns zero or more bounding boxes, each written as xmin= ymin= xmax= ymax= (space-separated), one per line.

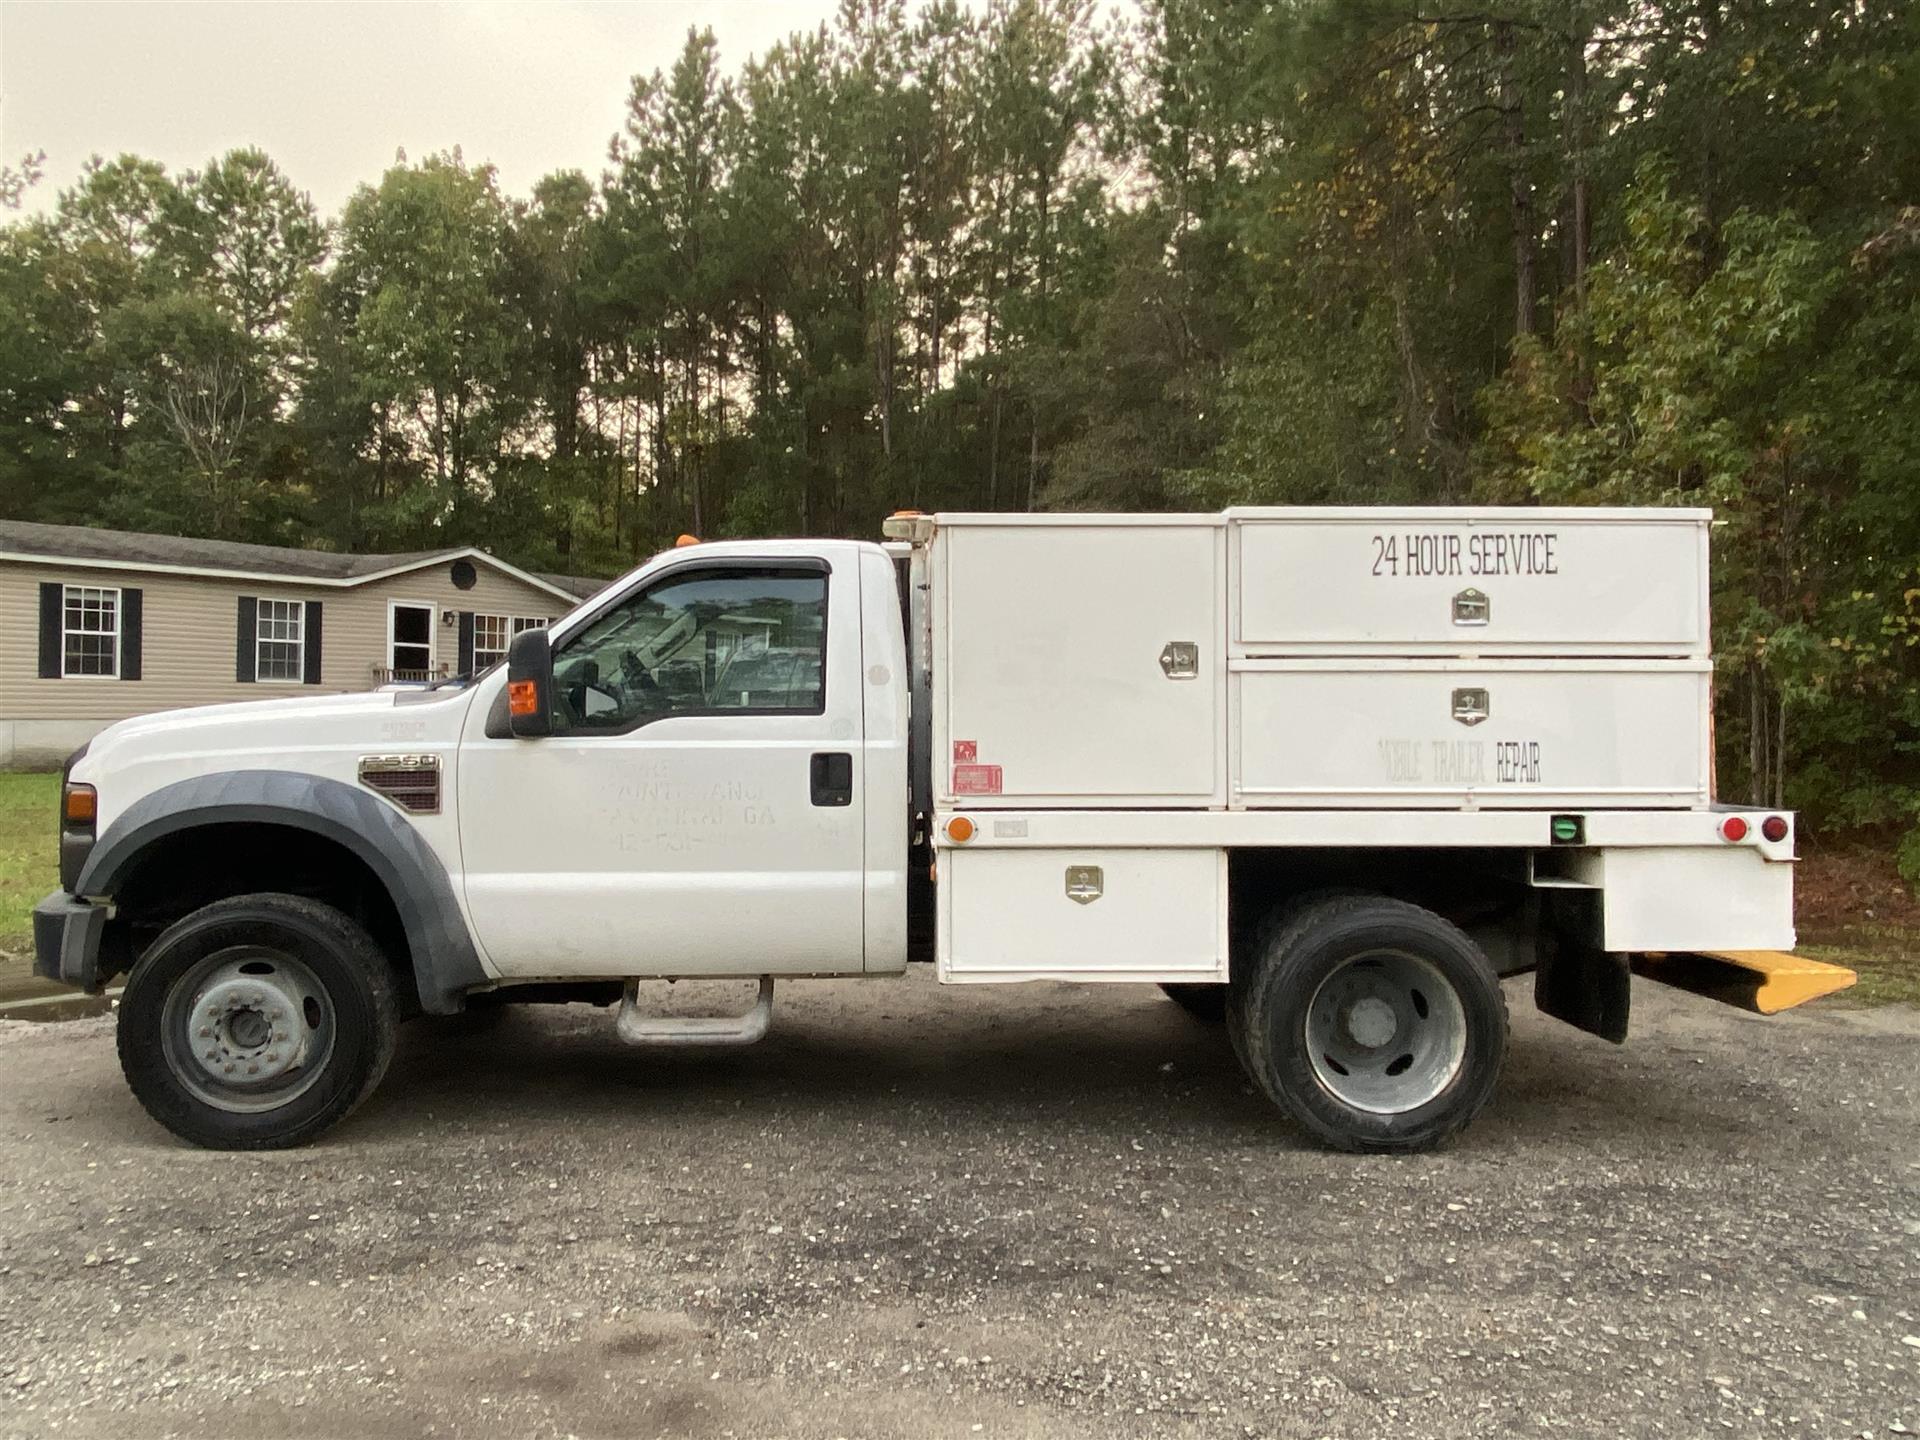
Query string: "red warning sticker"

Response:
xmin=953 ymin=739 xmax=978 ymax=763
xmin=952 ymin=764 xmax=1003 ymax=795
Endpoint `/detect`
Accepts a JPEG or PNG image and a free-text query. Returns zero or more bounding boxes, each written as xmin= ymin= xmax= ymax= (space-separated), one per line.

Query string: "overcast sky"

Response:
xmin=0 ymin=1 xmax=846 ymax=218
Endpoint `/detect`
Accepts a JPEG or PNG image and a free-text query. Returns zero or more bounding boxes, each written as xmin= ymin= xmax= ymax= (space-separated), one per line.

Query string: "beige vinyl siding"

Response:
xmin=0 ymin=558 xmax=574 ymax=724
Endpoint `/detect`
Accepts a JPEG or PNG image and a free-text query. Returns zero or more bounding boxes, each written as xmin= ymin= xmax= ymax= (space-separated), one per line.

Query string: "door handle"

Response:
xmin=810 ymin=752 xmax=853 ymax=807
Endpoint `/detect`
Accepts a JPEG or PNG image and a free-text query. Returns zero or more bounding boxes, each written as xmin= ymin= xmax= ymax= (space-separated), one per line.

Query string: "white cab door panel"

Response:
xmin=456 ymin=548 xmax=870 ymax=978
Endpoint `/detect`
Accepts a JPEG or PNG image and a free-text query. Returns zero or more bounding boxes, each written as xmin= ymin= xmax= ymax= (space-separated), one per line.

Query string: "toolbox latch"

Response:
xmin=1451 ymin=588 xmax=1491 ymax=626
xmin=1158 ymin=641 xmax=1199 ymax=679
xmin=1451 ymin=686 xmax=1491 ymax=726
xmin=1064 ymin=865 xmax=1104 ymax=905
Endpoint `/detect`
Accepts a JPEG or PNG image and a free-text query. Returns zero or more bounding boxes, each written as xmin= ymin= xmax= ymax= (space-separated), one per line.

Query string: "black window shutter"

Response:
xmin=38 ymin=583 xmax=63 ymax=678
xmin=119 ymin=587 xmax=143 ymax=681
xmin=235 ymin=596 xmax=257 ymax=682
xmin=457 ymin=611 xmax=475 ymax=674
xmin=303 ymin=601 xmax=323 ymax=684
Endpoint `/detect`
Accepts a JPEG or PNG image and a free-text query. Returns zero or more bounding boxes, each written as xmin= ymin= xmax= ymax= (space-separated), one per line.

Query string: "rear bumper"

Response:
xmin=32 ymin=891 xmax=107 ymax=992
xmin=1636 ymin=950 xmax=1857 ymax=1014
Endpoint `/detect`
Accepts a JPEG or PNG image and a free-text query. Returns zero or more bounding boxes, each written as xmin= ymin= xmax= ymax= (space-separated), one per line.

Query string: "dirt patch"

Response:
xmin=1793 ymin=841 xmax=1920 ymax=1006
xmin=1795 ymin=838 xmax=1920 ymax=931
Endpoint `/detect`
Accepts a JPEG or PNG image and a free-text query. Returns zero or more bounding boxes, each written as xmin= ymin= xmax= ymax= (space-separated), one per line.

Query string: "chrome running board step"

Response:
xmin=614 ymin=977 xmax=774 ymax=1047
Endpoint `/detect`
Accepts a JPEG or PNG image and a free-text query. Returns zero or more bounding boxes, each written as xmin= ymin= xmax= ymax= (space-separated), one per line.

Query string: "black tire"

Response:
xmin=1159 ymin=983 xmax=1228 ymax=1024
xmin=1223 ymin=888 xmax=1362 ymax=1076
xmin=117 ymin=894 xmax=400 ymax=1150
xmin=1229 ymin=895 xmax=1507 ymax=1153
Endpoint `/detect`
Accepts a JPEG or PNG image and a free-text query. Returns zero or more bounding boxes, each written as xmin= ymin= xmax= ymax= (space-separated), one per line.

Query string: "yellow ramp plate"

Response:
xmin=1640 ymin=950 xmax=1858 ymax=1014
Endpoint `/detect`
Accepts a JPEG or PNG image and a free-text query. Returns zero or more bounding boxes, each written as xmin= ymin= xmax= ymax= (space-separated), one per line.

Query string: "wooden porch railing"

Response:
xmin=372 ymin=665 xmax=452 ymax=686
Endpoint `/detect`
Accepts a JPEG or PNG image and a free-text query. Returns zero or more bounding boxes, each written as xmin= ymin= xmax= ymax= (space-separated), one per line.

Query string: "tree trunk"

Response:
xmin=988 ymin=383 xmax=1003 ymax=510
xmin=1027 ymin=415 xmax=1040 ymax=511
xmin=1564 ymin=15 xmax=1591 ymax=314
xmin=1496 ymin=20 xmax=1537 ymax=339
xmin=1697 ymin=0 xmax=1724 ymax=257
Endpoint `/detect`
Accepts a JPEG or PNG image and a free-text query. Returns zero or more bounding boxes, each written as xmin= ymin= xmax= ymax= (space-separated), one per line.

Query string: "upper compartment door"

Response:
xmin=937 ymin=519 xmax=1224 ymax=807
xmin=1232 ymin=508 xmax=1710 ymax=656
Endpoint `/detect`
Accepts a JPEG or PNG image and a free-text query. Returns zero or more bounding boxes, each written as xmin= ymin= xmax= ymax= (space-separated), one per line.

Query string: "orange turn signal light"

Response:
xmin=63 ymin=783 xmax=97 ymax=828
xmin=945 ymin=816 xmax=975 ymax=844
xmin=507 ymin=679 xmax=540 ymax=717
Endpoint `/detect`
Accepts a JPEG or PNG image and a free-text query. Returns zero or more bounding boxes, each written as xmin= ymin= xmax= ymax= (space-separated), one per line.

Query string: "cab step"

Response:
xmin=614 ymin=977 xmax=775 ymax=1047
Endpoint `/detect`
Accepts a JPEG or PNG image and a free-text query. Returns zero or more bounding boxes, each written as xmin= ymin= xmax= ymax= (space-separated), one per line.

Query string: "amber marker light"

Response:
xmin=63 ymin=783 xmax=97 ymax=829
xmin=507 ymin=679 xmax=540 ymax=716
xmin=945 ymin=816 xmax=976 ymax=844
xmin=675 ymin=533 xmax=701 ymax=547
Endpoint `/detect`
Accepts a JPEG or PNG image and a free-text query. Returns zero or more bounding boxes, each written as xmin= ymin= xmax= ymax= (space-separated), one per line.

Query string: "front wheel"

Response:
xmin=1230 ymin=895 xmax=1507 ymax=1153
xmin=117 ymin=894 xmax=399 ymax=1149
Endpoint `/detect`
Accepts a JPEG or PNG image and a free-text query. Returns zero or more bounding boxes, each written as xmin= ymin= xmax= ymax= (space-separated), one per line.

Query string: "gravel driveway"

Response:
xmin=1 ymin=970 xmax=1916 ymax=1439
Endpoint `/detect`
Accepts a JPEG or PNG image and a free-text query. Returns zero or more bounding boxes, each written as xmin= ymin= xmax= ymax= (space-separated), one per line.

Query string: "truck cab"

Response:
xmin=454 ymin=539 xmax=906 ymax=980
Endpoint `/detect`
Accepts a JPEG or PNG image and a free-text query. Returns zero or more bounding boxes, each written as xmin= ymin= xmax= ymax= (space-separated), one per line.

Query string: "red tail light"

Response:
xmin=1760 ymin=815 xmax=1789 ymax=843
xmin=1719 ymin=816 xmax=1749 ymax=842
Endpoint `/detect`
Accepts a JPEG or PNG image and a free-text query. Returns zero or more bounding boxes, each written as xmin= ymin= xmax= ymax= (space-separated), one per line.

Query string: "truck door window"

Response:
xmin=549 ymin=566 xmax=827 ymax=733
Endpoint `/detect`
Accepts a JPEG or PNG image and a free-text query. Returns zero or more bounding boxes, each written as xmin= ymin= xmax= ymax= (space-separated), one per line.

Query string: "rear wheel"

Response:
xmin=1230 ymin=895 xmax=1507 ymax=1152
xmin=117 ymin=894 xmax=399 ymax=1149
xmin=1159 ymin=982 xmax=1227 ymax=1024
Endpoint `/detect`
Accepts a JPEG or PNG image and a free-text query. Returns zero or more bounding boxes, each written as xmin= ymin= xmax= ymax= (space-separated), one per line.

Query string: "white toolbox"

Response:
xmin=938 ymin=845 xmax=1227 ymax=982
xmin=926 ymin=508 xmax=1714 ymax=814
xmin=1230 ymin=507 xmax=1710 ymax=657
xmin=1231 ymin=657 xmax=1712 ymax=808
xmin=933 ymin=516 xmax=1226 ymax=807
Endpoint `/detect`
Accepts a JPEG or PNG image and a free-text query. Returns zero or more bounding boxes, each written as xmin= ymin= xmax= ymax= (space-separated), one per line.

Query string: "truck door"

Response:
xmin=455 ymin=551 xmax=869 ymax=977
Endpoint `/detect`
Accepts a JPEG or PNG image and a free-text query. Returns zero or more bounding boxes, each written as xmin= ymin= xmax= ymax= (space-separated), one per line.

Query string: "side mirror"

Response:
xmin=505 ymin=627 xmax=554 ymax=738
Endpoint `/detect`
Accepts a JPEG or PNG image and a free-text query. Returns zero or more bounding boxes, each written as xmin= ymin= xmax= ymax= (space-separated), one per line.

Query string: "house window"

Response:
xmin=255 ymin=598 xmax=305 ymax=682
xmin=473 ymin=614 xmax=510 ymax=669
xmin=62 ymin=585 xmax=120 ymax=678
xmin=473 ymin=614 xmax=551 ymax=669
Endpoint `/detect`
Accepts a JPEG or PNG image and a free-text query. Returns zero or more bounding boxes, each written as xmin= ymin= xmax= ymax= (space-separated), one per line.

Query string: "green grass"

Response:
xmin=1800 ymin=927 xmax=1920 ymax=1008
xmin=0 ymin=771 xmax=59 ymax=960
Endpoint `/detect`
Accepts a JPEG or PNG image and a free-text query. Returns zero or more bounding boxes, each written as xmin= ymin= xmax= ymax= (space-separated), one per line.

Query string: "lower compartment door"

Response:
xmin=1233 ymin=658 xmax=1711 ymax=808
xmin=938 ymin=847 xmax=1227 ymax=983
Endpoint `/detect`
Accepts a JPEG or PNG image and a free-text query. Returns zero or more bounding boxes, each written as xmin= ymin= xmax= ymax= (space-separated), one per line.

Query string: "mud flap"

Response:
xmin=1535 ymin=891 xmax=1630 ymax=1044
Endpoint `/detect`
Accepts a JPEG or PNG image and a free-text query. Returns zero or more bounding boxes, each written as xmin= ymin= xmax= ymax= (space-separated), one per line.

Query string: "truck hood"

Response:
xmin=72 ymin=687 xmax=480 ymax=819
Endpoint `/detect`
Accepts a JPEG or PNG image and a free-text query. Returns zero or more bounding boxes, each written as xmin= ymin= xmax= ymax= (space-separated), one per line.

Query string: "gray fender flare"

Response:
xmin=77 ymin=770 xmax=487 ymax=1014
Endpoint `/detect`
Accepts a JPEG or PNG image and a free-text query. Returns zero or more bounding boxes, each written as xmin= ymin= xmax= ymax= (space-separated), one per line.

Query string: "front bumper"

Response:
xmin=32 ymin=891 xmax=107 ymax=992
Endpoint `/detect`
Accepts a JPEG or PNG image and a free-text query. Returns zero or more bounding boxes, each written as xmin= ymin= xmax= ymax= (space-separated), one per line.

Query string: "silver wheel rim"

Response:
xmin=1305 ymin=949 xmax=1467 ymax=1115
xmin=159 ymin=946 xmax=335 ymax=1113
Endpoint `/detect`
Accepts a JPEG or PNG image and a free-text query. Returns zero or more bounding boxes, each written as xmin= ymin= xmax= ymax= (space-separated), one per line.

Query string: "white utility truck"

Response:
xmin=35 ymin=508 xmax=1853 ymax=1152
